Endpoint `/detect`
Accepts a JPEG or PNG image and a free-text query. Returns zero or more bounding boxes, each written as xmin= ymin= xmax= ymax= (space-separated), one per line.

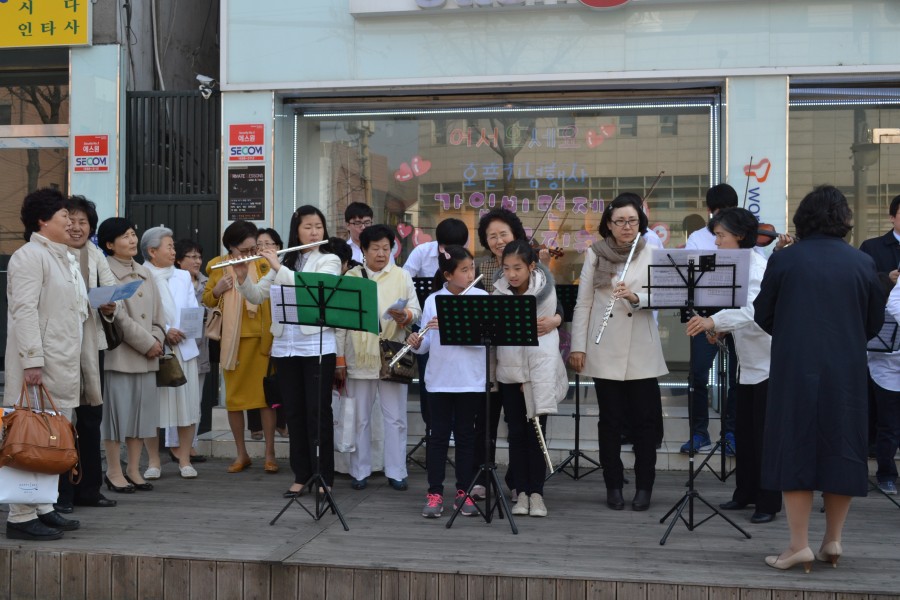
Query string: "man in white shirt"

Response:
xmin=681 ymin=184 xmax=740 ymax=454
xmin=344 ymin=201 xmax=394 ymax=265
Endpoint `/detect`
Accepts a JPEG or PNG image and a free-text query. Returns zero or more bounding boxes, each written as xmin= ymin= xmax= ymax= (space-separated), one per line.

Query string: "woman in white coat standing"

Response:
xmin=142 ymin=227 xmax=202 ymax=479
xmin=569 ymin=193 xmax=667 ymax=512
xmin=234 ymin=206 xmax=342 ymax=496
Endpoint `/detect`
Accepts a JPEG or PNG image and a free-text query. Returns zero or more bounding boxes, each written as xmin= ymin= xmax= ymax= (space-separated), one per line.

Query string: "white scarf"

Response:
xmin=145 ymin=262 xmax=177 ymax=328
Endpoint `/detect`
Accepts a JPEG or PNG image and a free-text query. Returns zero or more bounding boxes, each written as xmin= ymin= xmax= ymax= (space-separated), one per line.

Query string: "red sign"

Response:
xmin=73 ymin=135 xmax=109 ymax=173
xmin=578 ymin=0 xmax=631 ymax=7
xmin=228 ymin=124 xmax=265 ymax=162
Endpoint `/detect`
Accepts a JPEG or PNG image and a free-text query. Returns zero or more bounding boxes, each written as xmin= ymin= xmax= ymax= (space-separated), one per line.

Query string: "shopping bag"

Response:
xmin=332 ymin=386 xmax=356 ymax=453
xmin=0 ymin=465 xmax=59 ymax=504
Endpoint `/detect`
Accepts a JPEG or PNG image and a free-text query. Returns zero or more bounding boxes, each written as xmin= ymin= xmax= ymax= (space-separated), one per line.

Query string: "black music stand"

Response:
xmin=690 ymin=332 xmax=737 ymax=482
xmin=438 ymin=294 xmax=538 ymax=535
xmin=406 ymin=277 xmax=438 ymax=470
xmin=866 ymin=312 xmax=900 ymax=509
xmin=546 ymin=284 xmax=602 ymax=481
xmin=268 ymin=273 xmax=378 ymax=531
xmin=646 ymin=251 xmax=751 ymax=545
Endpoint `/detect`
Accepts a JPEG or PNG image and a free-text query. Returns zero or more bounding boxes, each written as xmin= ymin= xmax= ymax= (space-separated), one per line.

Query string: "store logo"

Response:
xmin=743 ymin=157 xmax=771 ymax=217
xmin=743 ymin=158 xmax=771 ymax=183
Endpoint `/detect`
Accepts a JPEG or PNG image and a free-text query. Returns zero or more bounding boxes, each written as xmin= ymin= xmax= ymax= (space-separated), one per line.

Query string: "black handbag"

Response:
xmin=263 ymin=358 xmax=282 ymax=408
xmin=100 ymin=312 xmax=123 ymax=351
xmin=378 ymin=339 xmax=416 ymax=385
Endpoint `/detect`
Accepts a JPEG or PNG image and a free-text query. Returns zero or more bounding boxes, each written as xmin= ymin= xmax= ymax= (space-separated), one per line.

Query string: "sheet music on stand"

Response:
xmin=868 ymin=311 xmax=900 ymax=353
xmin=270 ymin=285 xmax=299 ymax=325
xmin=647 ymin=249 xmax=751 ymax=311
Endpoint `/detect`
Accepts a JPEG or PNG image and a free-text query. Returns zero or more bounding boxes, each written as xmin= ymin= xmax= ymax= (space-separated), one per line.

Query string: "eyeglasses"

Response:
xmin=611 ymin=219 xmax=640 ymax=229
xmin=347 ymin=220 xmax=373 ymax=228
xmin=235 ymin=245 xmax=257 ymax=256
xmin=257 ymin=241 xmax=278 ymax=248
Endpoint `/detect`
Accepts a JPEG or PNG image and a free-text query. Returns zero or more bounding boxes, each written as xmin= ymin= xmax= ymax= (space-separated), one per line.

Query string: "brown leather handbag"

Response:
xmin=0 ymin=383 xmax=80 ymax=478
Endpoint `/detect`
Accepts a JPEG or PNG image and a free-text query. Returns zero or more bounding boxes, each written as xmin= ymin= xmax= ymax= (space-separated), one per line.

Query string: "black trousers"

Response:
xmin=58 ymin=403 xmax=104 ymax=505
xmin=473 ymin=389 xmax=502 ymax=486
xmin=499 ymin=383 xmax=547 ymax=496
xmin=426 ymin=391 xmax=479 ymax=495
xmin=246 ymin=404 xmax=287 ymax=432
xmin=273 ymin=354 xmax=336 ymax=487
xmin=594 ymin=377 xmax=661 ymax=492
xmin=732 ymin=380 xmax=781 ymax=514
xmin=873 ymin=379 xmax=900 ymax=483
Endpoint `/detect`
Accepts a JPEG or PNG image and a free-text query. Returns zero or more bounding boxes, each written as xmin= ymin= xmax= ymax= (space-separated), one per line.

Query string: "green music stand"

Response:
xmin=437 ymin=294 xmax=538 ymax=535
xmin=268 ymin=272 xmax=377 ymax=531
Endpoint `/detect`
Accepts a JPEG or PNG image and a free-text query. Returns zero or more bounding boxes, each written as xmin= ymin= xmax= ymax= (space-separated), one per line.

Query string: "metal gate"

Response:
xmin=125 ymin=91 xmax=220 ymax=264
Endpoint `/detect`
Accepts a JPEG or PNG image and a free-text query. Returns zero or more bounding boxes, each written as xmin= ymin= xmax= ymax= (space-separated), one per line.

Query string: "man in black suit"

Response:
xmin=859 ymin=194 xmax=900 ymax=486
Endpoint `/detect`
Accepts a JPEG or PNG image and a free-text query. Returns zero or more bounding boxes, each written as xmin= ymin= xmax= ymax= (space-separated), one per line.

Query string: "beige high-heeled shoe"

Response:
xmin=765 ymin=547 xmax=814 ymax=573
xmin=815 ymin=541 xmax=842 ymax=567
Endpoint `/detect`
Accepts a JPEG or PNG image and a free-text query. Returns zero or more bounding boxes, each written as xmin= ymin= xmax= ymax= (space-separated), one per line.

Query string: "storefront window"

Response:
xmin=789 ymin=88 xmax=900 ymax=245
xmin=294 ymin=95 xmax=720 ymax=368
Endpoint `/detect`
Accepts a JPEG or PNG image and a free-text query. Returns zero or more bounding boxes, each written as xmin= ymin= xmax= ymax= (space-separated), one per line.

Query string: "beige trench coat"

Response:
xmin=4 ymin=233 xmax=87 ymax=409
xmin=76 ymin=243 xmax=119 ymax=406
xmin=103 ymin=257 xmax=166 ymax=374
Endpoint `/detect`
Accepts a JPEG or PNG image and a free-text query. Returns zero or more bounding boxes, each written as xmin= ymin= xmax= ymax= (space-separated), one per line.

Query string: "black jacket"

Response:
xmin=859 ymin=230 xmax=900 ymax=281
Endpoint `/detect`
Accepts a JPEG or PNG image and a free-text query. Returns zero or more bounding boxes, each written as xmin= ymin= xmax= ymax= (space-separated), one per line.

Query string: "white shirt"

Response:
xmin=710 ymin=251 xmax=771 ymax=384
xmin=871 ymin=284 xmax=900 ymax=392
xmin=686 ymin=223 xmax=766 ymax=257
xmin=413 ymin=284 xmax=487 ymax=393
xmin=403 ymin=240 xmax=439 ymax=278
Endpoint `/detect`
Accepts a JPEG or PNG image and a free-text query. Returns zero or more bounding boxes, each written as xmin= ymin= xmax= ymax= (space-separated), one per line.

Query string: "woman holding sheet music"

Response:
xmin=233 ymin=206 xmax=341 ymax=497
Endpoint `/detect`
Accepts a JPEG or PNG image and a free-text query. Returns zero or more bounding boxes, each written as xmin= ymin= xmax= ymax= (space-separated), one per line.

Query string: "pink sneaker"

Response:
xmin=422 ymin=493 xmax=443 ymax=518
xmin=455 ymin=490 xmax=478 ymax=517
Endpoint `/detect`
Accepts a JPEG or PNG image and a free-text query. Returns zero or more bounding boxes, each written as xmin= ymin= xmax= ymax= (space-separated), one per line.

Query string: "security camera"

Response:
xmin=199 ymin=85 xmax=213 ymax=100
xmin=196 ymin=74 xmax=216 ymax=85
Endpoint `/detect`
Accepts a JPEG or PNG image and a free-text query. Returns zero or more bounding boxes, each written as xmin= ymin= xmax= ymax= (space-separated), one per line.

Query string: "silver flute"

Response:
xmin=388 ymin=273 xmax=483 ymax=368
xmin=209 ymin=240 xmax=329 ymax=270
xmin=594 ymin=235 xmax=640 ymax=344
xmin=532 ymin=416 xmax=554 ymax=471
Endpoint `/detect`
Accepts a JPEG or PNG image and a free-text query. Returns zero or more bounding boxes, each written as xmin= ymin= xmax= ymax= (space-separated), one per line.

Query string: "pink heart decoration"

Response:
xmin=413 ymin=228 xmax=433 ymax=247
xmin=394 ymin=162 xmax=414 ymax=182
xmin=599 ymin=125 xmax=615 ymax=138
xmin=410 ymin=155 xmax=432 ymax=177
xmin=392 ymin=241 xmax=402 ymax=260
xmin=397 ymin=223 xmax=413 ymax=239
xmin=586 ymin=129 xmax=605 ymax=148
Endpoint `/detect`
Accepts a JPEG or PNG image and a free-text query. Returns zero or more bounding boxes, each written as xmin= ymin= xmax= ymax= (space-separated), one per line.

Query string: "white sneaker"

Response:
xmin=471 ymin=485 xmax=486 ymax=501
xmin=529 ymin=493 xmax=547 ymax=517
xmin=144 ymin=467 xmax=161 ymax=480
xmin=179 ymin=465 xmax=198 ymax=479
xmin=511 ymin=492 xmax=529 ymax=515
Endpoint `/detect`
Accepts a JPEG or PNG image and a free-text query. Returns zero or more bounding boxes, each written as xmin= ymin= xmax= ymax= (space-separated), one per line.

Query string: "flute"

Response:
xmin=532 ymin=416 xmax=554 ymax=471
xmin=209 ymin=240 xmax=328 ymax=270
xmin=594 ymin=235 xmax=640 ymax=344
xmin=388 ymin=273 xmax=484 ymax=368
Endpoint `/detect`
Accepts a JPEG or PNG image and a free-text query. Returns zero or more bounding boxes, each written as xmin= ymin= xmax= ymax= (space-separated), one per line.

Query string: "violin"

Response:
xmin=754 ymin=224 xmax=795 ymax=248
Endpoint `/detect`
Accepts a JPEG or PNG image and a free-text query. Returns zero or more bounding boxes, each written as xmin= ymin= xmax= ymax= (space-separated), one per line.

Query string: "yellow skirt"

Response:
xmin=223 ymin=337 xmax=269 ymax=412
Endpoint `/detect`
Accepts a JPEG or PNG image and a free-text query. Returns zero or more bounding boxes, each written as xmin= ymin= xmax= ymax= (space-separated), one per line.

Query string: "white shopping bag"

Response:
xmin=332 ymin=386 xmax=356 ymax=453
xmin=0 ymin=466 xmax=59 ymax=504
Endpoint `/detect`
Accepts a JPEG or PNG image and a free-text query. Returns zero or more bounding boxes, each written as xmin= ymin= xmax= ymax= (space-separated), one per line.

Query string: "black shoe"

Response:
xmin=388 ymin=478 xmax=408 ymax=491
xmin=191 ymin=454 xmax=207 ymax=463
xmin=283 ymin=486 xmax=305 ymax=498
xmin=6 ymin=519 xmax=64 ymax=541
xmin=53 ymin=503 xmax=74 ymax=514
xmin=632 ymin=489 xmax=652 ymax=511
xmin=750 ymin=511 xmax=775 ymax=524
xmin=104 ymin=475 xmax=135 ymax=494
xmin=606 ymin=489 xmax=625 ymax=510
xmin=38 ymin=511 xmax=80 ymax=531
xmin=74 ymin=494 xmax=117 ymax=508
xmin=719 ymin=500 xmax=748 ymax=510
xmin=124 ymin=475 xmax=153 ymax=491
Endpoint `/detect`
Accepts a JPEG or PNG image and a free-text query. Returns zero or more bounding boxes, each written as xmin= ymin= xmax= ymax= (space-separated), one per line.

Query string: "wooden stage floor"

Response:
xmin=1 ymin=459 xmax=899 ymax=599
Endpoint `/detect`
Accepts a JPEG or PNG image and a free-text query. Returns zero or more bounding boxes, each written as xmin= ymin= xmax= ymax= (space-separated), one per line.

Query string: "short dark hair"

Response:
xmin=97 ymin=217 xmax=136 ymax=256
xmin=329 ymin=235 xmax=353 ymax=265
xmin=65 ymin=195 xmax=99 ymax=235
xmin=174 ymin=239 xmax=203 ymax=266
xmin=501 ymin=239 xmax=538 ymax=266
xmin=433 ymin=244 xmax=474 ymax=290
xmin=793 ymin=185 xmax=853 ymax=240
xmin=257 ymin=228 xmax=283 ymax=249
xmin=890 ymin=194 xmax=900 ymax=218
xmin=21 ymin=188 xmax=67 ymax=241
xmin=344 ymin=202 xmax=373 ymax=223
xmin=707 ymin=207 xmax=758 ymax=249
xmin=598 ymin=193 xmax=648 ymax=239
xmin=706 ymin=183 xmax=739 ymax=213
xmin=282 ymin=205 xmax=330 ymax=269
xmin=222 ymin=220 xmax=258 ymax=252
xmin=435 ymin=218 xmax=468 ymax=247
xmin=359 ymin=223 xmax=395 ymax=251
xmin=476 ymin=209 xmax=527 ymax=251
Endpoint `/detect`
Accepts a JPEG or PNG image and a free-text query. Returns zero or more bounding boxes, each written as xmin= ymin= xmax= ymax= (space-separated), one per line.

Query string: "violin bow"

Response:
xmin=527 ymin=192 xmax=562 ymax=245
xmin=644 ymin=170 xmax=665 ymax=202
xmin=741 ymin=156 xmax=753 ymax=209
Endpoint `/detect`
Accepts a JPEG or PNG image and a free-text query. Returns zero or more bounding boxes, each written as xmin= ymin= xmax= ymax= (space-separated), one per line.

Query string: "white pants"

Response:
xmin=165 ymin=373 xmax=205 ymax=448
xmin=8 ymin=406 xmax=72 ymax=523
xmin=347 ymin=378 xmax=408 ymax=482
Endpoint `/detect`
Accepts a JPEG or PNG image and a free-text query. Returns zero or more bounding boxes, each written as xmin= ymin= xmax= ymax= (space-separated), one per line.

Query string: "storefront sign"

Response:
xmin=0 ymin=0 xmax=90 ymax=48
xmin=227 ymin=166 xmax=265 ymax=221
xmin=73 ymin=135 xmax=109 ymax=173
xmin=352 ymin=0 xmax=726 ymax=16
xmin=228 ymin=124 xmax=265 ymax=162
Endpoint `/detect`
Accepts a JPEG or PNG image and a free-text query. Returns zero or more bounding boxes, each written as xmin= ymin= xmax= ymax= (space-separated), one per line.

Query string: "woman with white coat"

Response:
xmin=142 ymin=227 xmax=202 ymax=479
xmin=569 ymin=193 xmax=667 ymax=512
xmin=234 ymin=206 xmax=342 ymax=496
